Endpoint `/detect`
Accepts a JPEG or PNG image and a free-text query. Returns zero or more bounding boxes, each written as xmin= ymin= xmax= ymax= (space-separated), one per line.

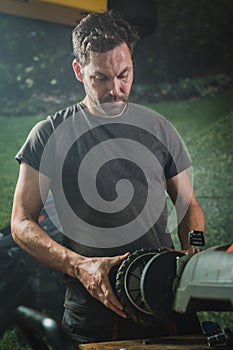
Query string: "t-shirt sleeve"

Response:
xmin=15 ymin=119 xmax=54 ymax=178
xmin=163 ymin=119 xmax=192 ymax=179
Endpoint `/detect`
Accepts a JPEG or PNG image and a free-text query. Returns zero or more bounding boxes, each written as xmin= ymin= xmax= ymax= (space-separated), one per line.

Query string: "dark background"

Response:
xmin=0 ymin=0 xmax=232 ymax=115
xmin=0 ymin=0 xmax=232 ymax=347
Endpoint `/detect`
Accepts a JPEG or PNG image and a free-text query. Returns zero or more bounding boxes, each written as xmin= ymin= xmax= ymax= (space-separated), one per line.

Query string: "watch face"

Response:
xmin=189 ymin=231 xmax=205 ymax=247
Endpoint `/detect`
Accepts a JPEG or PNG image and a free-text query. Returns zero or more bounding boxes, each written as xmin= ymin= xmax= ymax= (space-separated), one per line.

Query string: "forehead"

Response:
xmin=84 ymin=42 xmax=133 ymax=74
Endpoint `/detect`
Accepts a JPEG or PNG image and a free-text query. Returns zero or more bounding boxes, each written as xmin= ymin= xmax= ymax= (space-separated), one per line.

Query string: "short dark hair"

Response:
xmin=72 ymin=11 xmax=138 ymax=66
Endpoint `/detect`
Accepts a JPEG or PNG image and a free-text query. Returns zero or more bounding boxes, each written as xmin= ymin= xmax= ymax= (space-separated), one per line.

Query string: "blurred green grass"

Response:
xmin=148 ymin=91 xmax=233 ymax=247
xmin=0 ymin=90 xmax=233 ymax=346
xmin=150 ymin=91 xmax=233 ymax=329
xmin=0 ymin=115 xmax=43 ymax=227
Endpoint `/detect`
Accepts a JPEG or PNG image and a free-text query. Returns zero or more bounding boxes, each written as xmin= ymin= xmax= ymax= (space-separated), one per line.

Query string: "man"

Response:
xmin=11 ymin=11 xmax=205 ymax=343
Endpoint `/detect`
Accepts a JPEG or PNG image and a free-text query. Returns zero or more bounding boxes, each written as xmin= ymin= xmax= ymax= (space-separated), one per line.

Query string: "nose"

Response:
xmin=109 ymin=78 xmax=121 ymax=97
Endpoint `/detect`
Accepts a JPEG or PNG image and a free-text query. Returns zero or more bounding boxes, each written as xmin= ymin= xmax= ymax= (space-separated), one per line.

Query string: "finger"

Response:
xmin=109 ymin=252 xmax=130 ymax=267
xmin=161 ymin=246 xmax=174 ymax=252
xmin=86 ymin=274 xmax=127 ymax=316
xmin=90 ymin=279 xmax=127 ymax=318
xmin=101 ymin=287 xmax=128 ymax=318
xmin=100 ymin=277 xmax=127 ymax=317
xmin=103 ymin=297 xmax=128 ymax=318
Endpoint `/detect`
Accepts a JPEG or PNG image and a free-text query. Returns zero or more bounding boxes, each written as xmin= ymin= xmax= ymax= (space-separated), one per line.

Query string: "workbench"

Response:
xmin=79 ymin=334 xmax=232 ymax=350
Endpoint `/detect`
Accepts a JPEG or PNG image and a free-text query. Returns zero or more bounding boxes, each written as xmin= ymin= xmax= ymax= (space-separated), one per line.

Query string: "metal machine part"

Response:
xmin=173 ymin=245 xmax=233 ymax=314
xmin=115 ymin=244 xmax=233 ymax=326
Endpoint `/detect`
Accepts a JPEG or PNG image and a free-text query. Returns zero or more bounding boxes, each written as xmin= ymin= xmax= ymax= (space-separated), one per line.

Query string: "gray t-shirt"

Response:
xmin=16 ymin=102 xmax=191 ymax=257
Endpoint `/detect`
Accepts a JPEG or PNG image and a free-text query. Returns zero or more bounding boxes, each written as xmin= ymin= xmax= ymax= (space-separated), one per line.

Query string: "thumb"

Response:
xmin=110 ymin=252 xmax=130 ymax=267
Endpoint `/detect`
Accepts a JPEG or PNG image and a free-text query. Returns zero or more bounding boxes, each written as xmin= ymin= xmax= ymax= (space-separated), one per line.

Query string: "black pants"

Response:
xmin=62 ymin=285 xmax=201 ymax=344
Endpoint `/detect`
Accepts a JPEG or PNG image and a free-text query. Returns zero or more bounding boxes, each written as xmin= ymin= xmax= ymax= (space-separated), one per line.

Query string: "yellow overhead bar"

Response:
xmin=0 ymin=0 xmax=108 ymax=26
xmin=39 ymin=0 xmax=107 ymax=13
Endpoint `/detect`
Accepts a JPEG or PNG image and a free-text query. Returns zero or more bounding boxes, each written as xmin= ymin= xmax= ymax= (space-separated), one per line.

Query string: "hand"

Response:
xmin=75 ymin=253 xmax=129 ymax=318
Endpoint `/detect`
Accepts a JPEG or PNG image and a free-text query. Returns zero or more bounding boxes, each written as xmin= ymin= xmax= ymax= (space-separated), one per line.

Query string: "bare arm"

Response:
xmin=11 ymin=162 xmax=128 ymax=317
xmin=166 ymin=170 xmax=205 ymax=250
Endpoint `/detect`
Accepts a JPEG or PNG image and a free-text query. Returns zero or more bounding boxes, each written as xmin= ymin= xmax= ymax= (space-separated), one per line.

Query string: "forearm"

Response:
xmin=11 ymin=217 xmax=84 ymax=279
xmin=11 ymin=163 xmax=128 ymax=317
xmin=177 ymin=202 xmax=205 ymax=250
xmin=166 ymin=171 xmax=205 ymax=250
xmin=11 ymin=216 xmax=128 ymax=318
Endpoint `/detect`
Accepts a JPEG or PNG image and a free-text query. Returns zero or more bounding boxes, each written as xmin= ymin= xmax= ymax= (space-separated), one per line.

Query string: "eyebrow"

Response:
xmin=93 ymin=66 xmax=132 ymax=77
xmin=92 ymin=71 xmax=106 ymax=76
xmin=119 ymin=67 xmax=132 ymax=75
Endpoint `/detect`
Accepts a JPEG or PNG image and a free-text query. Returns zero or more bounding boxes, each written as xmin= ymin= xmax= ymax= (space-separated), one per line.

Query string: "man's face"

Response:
xmin=74 ymin=42 xmax=134 ymax=116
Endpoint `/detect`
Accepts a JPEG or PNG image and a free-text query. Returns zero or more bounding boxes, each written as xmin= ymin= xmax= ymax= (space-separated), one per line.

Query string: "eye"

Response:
xmin=118 ymin=72 xmax=129 ymax=81
xmin=94 ymin=75 xmax=107 ymax=81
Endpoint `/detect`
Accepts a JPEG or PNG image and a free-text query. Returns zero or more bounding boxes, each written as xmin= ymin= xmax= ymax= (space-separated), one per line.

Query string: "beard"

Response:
xmin=84 ymin=83 xmax=129 ymax=116
xmin=98 ymin=94 xmax=128 ymax=116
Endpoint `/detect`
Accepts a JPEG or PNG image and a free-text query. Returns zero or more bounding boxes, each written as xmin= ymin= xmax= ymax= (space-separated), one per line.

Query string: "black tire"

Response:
xmin=115 ymin=248 xmax=163 ymax=327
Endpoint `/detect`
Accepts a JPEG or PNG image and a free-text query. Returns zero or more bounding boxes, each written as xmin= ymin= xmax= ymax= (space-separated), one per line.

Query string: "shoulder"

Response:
xmin=128 ymin=103 xmax=170 ymax=128
xmin=128 ymin=103 xmax=176 ymax=142
xmin=28 ymin=103 xmax=81 ymax=137
xmin=46 ymin=103 xmax=81 ymax=129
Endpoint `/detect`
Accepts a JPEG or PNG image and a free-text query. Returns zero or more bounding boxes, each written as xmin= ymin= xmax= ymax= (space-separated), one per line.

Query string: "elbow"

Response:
xmin=11 ymin=216 xmax=24 ymax=245
xmin=11 ymin=214 xmax=31 ymax=247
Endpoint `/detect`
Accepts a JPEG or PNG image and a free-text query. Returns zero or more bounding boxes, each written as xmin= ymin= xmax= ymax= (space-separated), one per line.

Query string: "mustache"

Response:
xmin=101 ymin=94 xmax=128 ymax=103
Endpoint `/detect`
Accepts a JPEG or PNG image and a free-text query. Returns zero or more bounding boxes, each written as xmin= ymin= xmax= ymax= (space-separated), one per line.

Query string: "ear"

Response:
xmin=72 ymin=59 xmax=83 ymax=82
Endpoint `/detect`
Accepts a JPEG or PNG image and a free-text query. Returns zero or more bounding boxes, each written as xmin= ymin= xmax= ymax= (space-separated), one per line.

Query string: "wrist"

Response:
xmin=66 ymin=249 xmax=86 ymax=279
